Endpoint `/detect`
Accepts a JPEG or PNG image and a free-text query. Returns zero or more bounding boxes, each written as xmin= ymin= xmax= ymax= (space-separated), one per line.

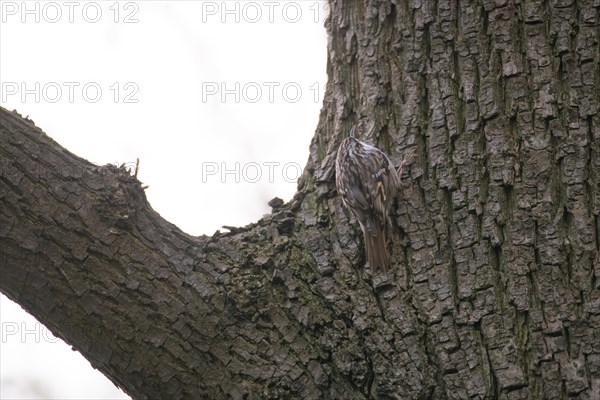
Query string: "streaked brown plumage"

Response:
xmin=335 ymin=132 xmax=399 ymax=273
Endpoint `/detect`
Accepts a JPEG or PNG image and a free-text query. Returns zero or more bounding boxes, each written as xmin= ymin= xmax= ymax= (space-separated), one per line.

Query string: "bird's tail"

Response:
xmin=363 ymin=221 xmax=389 ymax=273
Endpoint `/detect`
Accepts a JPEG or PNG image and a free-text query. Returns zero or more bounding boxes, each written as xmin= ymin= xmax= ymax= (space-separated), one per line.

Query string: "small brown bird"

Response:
xmin=335 ymin=129 xmax=400 ymax=273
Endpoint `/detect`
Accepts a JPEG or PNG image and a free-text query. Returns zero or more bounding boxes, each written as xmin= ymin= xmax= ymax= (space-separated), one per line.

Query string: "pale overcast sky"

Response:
xmin=0 ymin=1 xmax=328 ymax=397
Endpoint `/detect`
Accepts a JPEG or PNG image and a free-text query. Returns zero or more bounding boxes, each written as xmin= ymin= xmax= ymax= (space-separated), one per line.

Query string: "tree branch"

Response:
xmin=2 ymin=107 xmax=425 ymax=399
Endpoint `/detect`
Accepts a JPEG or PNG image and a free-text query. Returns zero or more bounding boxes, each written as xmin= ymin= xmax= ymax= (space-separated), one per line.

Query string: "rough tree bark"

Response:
xmin=1 ymin=0 xmax=599 ymax=399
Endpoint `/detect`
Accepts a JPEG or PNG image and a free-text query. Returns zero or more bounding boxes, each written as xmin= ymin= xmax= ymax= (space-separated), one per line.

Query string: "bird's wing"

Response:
xmin=368 ymin=152 xmax=399 ymax=220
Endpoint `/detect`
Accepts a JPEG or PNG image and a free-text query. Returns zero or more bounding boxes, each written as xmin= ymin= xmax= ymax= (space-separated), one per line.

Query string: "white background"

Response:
xmin=0 ymin=1 xmax=328 ymax=398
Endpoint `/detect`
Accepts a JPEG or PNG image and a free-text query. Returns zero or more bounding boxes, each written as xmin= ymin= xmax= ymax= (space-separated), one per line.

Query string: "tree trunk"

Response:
xmin=1 ymin=0 xmax=599 ymax=399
